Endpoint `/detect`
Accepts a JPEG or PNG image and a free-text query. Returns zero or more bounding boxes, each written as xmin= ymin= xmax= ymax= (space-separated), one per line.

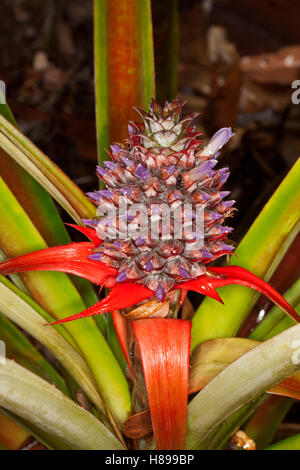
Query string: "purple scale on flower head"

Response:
xmin=200 ymin=192 xmax=210 ymax=201
xmin=166 ymin=165 xmax=175 ymax=174
xmin=135 ymin=237 xmax=145 ymax=246
xmin=86 ymin=191 xmax=100 ymax=201
xmin=82 ymin=218 xmax=98 ymax=227
xmin=222 ymin=200 xmax=235 ymax=209
xmin=127 ymin=214 xmax=135 ymax=222
xmin=110 ymin=144 xmax=121 ymax=155
xmin=201 ymin=249 xmax=213 ymax=259
xmin=104 ymin=161 xmax=117 ymax=170
xmin=220 ymin=226 xmax=233 ymax=234
xmin=219 ymin=191 xmax=231 ymax=198
xmin=121 ymin=156 xmax=135 ymax=167
xmin=155 ymin=284 xmax=165 ymax=302
xmin=219 ymin=243 xmax=234 ymax=251
xmin=199 ymin=127 xmax=235 ymax=157
xmin=128 ymin=124 xmax=135 ymax=134
xmin=144 ymin=260 xmax=153 ymax=272
xmin=187 ymin=159 xmax=218 ymax=182
xmin=116 ymin=271 xmax=128 ymax=283
xmin=210 ymin=212 xmax=223 ymax=222
xmin=98 ymin=190 xmax=113 ymax=199
xmin=120 ymin=187 xmax=132 ymax=197
xmin=88 ymin=252 xmax=103 ymax=261
xmin=113 ymin=241 xmax=122 ymax=249
xmin=220 ymin=171 xmax=230 ymax=185
xmin=97 ymin=166 xmax=108 ymax=177
xmin=179 ymin=267 xmax=190 ymax=278
xmin=136 ymin=164 xmax=150 ymax=182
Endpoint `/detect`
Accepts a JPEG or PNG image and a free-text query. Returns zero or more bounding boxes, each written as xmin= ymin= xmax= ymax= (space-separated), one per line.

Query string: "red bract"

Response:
xmin=132 ymin=318 xmax=191 ymax=450
xmin=0 ymin=226 xmax=298 ymax=325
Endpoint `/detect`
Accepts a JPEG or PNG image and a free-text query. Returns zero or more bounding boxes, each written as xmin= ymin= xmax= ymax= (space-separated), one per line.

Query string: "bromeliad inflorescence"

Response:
xmin=0 ymin=98 xmax=298 ymax=325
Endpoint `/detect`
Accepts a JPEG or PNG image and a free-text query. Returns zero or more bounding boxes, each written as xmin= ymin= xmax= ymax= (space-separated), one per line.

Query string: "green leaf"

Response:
xmin=0 ymin=314 xmax=68 ymax=395
xmin=243 ymin=281 xmax=300 ymax=449
xmin=0 ymin=178 xmax=131 ymax=425
xmin=0 ymin=275 xmax=106 ymax=415
xmin=94 ymin=0 xmax=155 ymax=164
xmin=191 ymin=158 xmax=300 ymax=350
xmin=0 ymin=91 xmax=17 ymax=127
xmin=266 ymin=433 xmax=300 ymax=450
xmin=0 ymin=360 xmax=124 ymax=450
xmin=0 ymin=115 xmax=96 ymax=223
xmin=186 ymin=323 xmax=300 ymax=449
xmin=0 ymin=106 xmax=99 ymax=312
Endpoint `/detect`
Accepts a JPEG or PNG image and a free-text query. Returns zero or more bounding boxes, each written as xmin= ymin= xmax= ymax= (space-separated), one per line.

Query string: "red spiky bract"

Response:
xmin=208 ymin=265 xmax=300 ymax=324
xmin=0 ymin=242 xmax=117 ymax=286
xmin=132 ymin=318 xmax=191 ymax=450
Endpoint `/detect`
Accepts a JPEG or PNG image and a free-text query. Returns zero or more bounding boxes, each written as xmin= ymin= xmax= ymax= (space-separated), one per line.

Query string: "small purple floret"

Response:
xmin=99 ymin=190 xmax=113 ymax=199
xmin=120 ymin=187 xmax=132 ymax=196
xmin=200 ymin=192 xmax=210 ymax=201
xmin=121 ymin=157 xmax=135 ymax=167
xmin=110 ymin=144 xmax=121 ymax=155
xmin=201 ymin=249 xmax=213 ymax=259
xmin=155 ymin=285 xmax=165 ymax=302
xmin=200 ymin=127 xmax=235 ymax=156
xmin=136 ymin=164 xmax=150 ymax=182
xmin=135 ymin=237 xmax=145 ymax=246
xmin=86 ymin=192 xmax=100 ymax=201
xmin=211 ymin=212 xmax=222 ymax=221
xmin=222 ymin=200 xmax=235 ymax=209
xmin=188 ymin=160 xmax=218 ymax=181
xmin=82 ymin=219 xmax=98 ymax=227
xmin=220 ymin=171 xmax=230 ymax=184
xmin=97 ymin=167 xmax=108 ymax=177
xmin=219 ymin=191 xmax=230 ymax=198
xmin=116 ymin=271 xmax=128 ymax=282
xmin=88 ymin=252 xmax=103 ymax=261
xmin=144 ymin=260 xmax=153 ymax=272
xmin=104 ymin=161 xmax=117 ymax=170
xmin=166 ymin=165 xmax=175 ymax=174
xmin=219 ymin=243 xmax=234 ymax=251
xmin=179 ymin=267 xmax=190 ymax=278
xmin=220 ymin=226 xmax=233 ymax=234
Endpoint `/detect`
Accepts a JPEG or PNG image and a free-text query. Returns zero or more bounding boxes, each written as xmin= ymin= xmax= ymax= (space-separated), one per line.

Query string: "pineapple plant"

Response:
xmin=0 ymin=0 xmax=299 ymax=452
xmin=0 ymin=98 xmax=299 ymax=450
xmin=0 ymin=99 xmax=296 ymax=326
